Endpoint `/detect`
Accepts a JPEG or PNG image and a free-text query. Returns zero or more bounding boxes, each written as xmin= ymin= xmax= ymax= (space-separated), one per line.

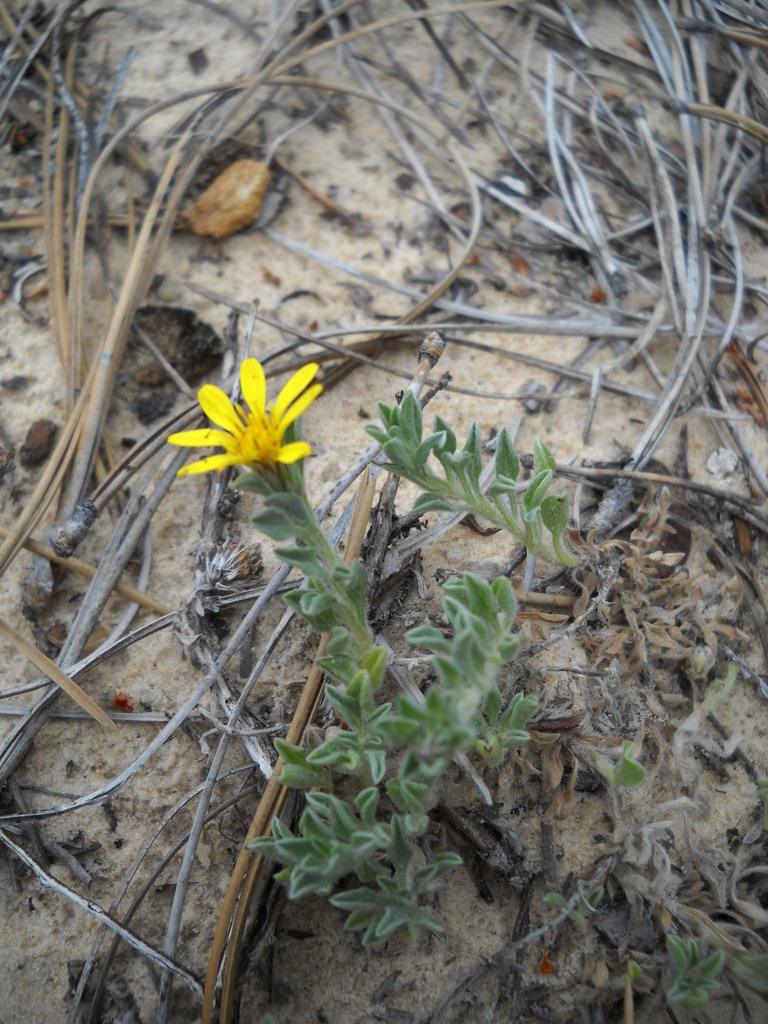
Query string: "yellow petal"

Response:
xmin=277 ymin=383 xmax=323 ymax=434
xmin=198 ymin=385 xmax=244 ymax=434
xmin=240 ymin=358 xmax=266 ymax=414
xmin=272 ymin=363 xmax=320 ymax=421
xmin=168 ymin=428 xmax=239 ymax=451
xmin=177 ymin=453 xmax=245 ymax=476
xmin=275 ymin=440 xmax=313 ymax=464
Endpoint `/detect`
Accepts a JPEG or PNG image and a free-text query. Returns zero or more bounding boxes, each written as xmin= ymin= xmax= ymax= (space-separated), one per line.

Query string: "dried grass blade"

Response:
xmin=0 ymin=576 xmax=292 ymax=826
xmin=0 ymin=525 xmax=170 ymax=615
xmin=261 ymin=73 xmax=482 ymax=381
xmin=209 ymin=643 xmax=328 ymax=1024
xmin=157 ymin=602 xmax=295 ymax=1022
xmin=41 ymin=69 xmax=70 ymax=374
xmin=62 ymin=131 xmax=197 ymax=519
xmin=685 ymin=101 xmax=768 ymax=145
xmin=78 ymin=772 xmax=261 ymax=1024
xmin=0 ymin=617 xmax=115 ymax=731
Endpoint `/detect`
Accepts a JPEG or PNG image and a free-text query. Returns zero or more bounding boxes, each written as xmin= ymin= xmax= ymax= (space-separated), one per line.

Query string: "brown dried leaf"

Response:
xmin=0 ymin=617 xmax=115 ymax=731
xmin=597 ymin=631 xmax=627 ymax=658
xmin=185 ymin=160 xmax=271 ymax=238
xmin=540 ymin=741 xmax=565 ymax=794
xmin=19 ymin=419 xmax=57 ymax=467
xmin=644 ymin=622 xmax=692 ymax=659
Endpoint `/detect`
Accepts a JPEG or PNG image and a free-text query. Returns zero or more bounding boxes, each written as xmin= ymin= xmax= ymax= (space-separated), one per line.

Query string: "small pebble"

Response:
xmin=135 ymin=391 xmax=176 ymax=425
xmin=185 ymin=159 xmax=271 ymax=238
xmin=187 ymin=47 xmax=209 ymax=75
xmin=19 ymin=418 xmax=57 ymax=466
xmin=1 ymin=375 xmax=30 ymax=391
xmin=521 ymin=381 xmax=545 ymax=414
xmin=706 ymin=447 xmax=738 ymax=479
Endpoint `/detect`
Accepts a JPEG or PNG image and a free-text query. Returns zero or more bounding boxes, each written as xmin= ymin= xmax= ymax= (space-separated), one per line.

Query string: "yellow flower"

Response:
xmin=169 ymin=358 xmax=322 ymax=476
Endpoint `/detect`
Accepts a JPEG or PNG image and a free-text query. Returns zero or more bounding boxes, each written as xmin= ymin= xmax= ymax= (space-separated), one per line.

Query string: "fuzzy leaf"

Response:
xmin=398 ymin=392 xmax=423 ymax=444
xmin=459 ymin=572 xmax=496 ymax=623
xmin=539 ymin=493 xmax=568 ymax=535
xmin=412 ymin=492 xmax=455 ymax=514
xmin=462 ymin=421 xmax=482 ymax=485
xmin=274 ymin=542 xmax=322 ymax=576
xmin=376 ymin=401 xmax=395 ymax=429
xmin=405 ymin=624 xmax=451 ymax=653
xmin=614 ymin=742 xmax=645 ymax=790
xmin=274 ymin=738 xmax=310 ymax=765
xmin=360 ymin=646 xmax=387 ymax=690
xmin=332 ymin=562 xmax=368 ymax=614
xmin=320 ymin=688 xmax=365 ymax=731
xmin=381 ymin=437 xmax=414 ymax=470
xmin=533 ymin=438 xmax=556 ymax=475
xmin=232 ymin=470 xmax=273 ymax=496
xmin=491 ymin=575 xmax=517 ymax=620
xmin=365 ymin=424 xmax=389 ymax=446
xmin=284 ymin=588 xmax=339 ymax=632
xmin=481 ymin=688 xmax=503 ymax=720
xmin=498 ymin=634 xmax=520 ymax=662
xmin=501 ymin=693 xmax=537 ymax=734
xmin=364 ymin=749 xmax=387 ymax=785
xmin=433 ymin=415 xmax=457 ymax=454
xmin=495 ymin=428 xmax=520 ymax=482
xmin=524 ymin=468 xmax=553 ymax=513
xmin=250 ymin=506 xmax=299 ymax=540
xmin=412 ymin=852 xmax=463 ymax=890
xmin=540 ymin=494 xmax=579 ymax=565
xmin=386 ymin=778 xmax=430 ymax=815
xmin=389 ymin=815 xmax=413 ymax=876
xmin=279 ymin=763 xmax=328 ymax=789
xmin=731 ymin=953 xmax=768 ymax=999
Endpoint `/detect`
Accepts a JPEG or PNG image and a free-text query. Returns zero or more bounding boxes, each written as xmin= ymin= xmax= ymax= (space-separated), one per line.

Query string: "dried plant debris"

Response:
xmin=183 ymin=160 xmax=272 ymax=238
xmin=18 ymin=418 xmax=56 ymax=467
xmin=130 ymin=305 xmax=224 ymax=385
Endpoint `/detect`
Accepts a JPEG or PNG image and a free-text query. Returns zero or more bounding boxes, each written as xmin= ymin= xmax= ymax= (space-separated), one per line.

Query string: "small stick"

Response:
xmin=271 ymin=154 xmax=361 ymax=225
xmin=0 ymin=828 xmax=203 ymax=999
xmin=0 ymin=524 xmax=171 ymax=615
xmin=582 ymin=366 xmax=602 ymax=445
xmin=494 ymin=855 xmax=616 ymax=972
xmin=0 ymin=617 xmax=115 ymax=732
xmin=408 ymin=330 xmax=447 ymax=397
xmin=559 ymin=464 xmax=768 ymax=530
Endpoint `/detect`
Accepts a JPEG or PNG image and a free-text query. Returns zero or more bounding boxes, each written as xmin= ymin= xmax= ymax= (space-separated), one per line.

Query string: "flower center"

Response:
xmin=242 ymin=409 xmax=282 ymax=464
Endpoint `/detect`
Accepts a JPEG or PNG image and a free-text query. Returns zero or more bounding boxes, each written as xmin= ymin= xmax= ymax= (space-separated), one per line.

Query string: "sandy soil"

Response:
xmin=1 ymin=2 xmax=767 ymax=1023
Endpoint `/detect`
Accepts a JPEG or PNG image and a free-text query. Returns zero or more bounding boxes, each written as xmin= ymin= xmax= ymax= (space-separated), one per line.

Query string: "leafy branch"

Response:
xmin=250 ymin=573 xmax=535 ymax=946
xmin=365 ymin=392 xmax=578 ymax=566
xmin=231 ymin=398 xmax=573 ymax=946
xmin=665 ymin=934 xmax=724 ymax=1009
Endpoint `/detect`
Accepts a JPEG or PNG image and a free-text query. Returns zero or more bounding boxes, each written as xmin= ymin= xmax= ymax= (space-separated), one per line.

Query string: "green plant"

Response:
xmin=543 ymin=885 xmax=604 ymax=928
xmin=730 ymin=951 xmax=768 ymax=1001
xmin=172 ymin=360 xmax=583 ymax=946
xmin=665 ymin=934 xmax=724 ymax=1009
xmin=702 ymin=661 xmax=737 ymax=714
xmin=365 ymin=392 xmax=578 ymax=566
xmin=591 ymin=739 xmax=646 ymax=792
xmin=250 ymin=571 xmax=536 ymax=946
xmin=613 ymin=742 xmax=645 ymax=791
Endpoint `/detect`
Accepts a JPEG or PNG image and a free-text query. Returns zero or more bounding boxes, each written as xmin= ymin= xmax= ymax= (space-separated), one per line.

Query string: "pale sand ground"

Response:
xmin=0 ymin=3 xmax=766 ymax=1022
